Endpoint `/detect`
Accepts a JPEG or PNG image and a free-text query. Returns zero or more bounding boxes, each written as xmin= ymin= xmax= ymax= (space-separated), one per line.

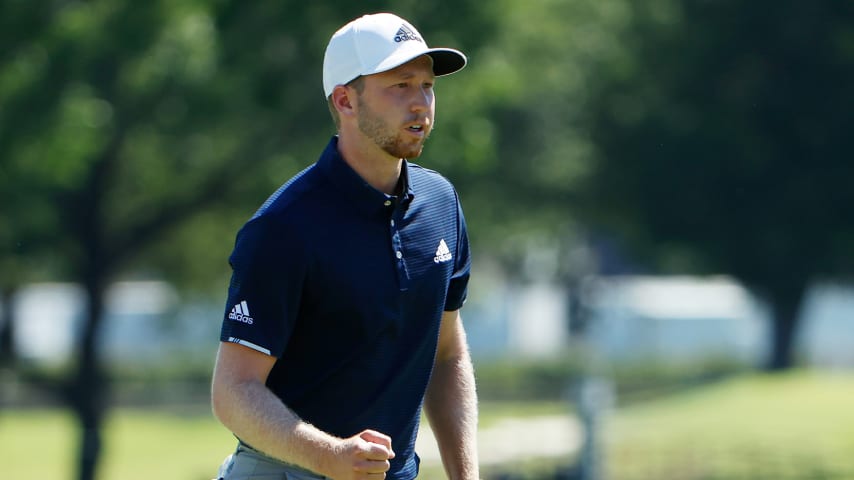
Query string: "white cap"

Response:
xmin=322 ymin=13 xmax=467 ymax=98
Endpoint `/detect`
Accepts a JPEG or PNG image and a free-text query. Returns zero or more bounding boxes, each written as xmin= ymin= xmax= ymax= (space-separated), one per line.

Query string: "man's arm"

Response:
xmin=211 ymin=341 xmax=395 ymax=480
xmin=423 ymin=310 xmax=480 ymax=480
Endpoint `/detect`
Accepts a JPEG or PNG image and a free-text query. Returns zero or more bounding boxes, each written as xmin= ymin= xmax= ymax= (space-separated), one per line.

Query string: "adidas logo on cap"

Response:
xmin=394 ymin=25 xmax=421 ymax=43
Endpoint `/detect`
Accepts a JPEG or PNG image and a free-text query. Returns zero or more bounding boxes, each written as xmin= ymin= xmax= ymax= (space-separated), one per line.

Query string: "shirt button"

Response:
xmin=396 ymin=251 xmax=403 ymax=259
xmin=384 ymin=200 xmax=392 ymax=207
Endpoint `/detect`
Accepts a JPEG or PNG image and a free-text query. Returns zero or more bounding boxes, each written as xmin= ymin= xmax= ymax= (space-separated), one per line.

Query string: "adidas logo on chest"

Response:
xmin=433 ymin=239 xmax=453 ymax=264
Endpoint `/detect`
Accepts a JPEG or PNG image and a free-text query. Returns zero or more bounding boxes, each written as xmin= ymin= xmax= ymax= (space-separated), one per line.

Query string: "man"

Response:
xmin=211 ymin=13 xmax=479 ymax=480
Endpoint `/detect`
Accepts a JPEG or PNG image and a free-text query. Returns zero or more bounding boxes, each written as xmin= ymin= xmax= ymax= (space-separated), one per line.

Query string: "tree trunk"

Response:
xmin=65 ymin=90 xmax=120 ymax=480
xmin=765 ymin=281 xmax=807 ymax=371
xmin=68 ymin=276 xmax=108 ymax=480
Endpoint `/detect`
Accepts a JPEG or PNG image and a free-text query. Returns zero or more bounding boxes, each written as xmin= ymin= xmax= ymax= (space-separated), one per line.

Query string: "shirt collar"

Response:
xmin=317 ymin=136 xmax=415 ymax=216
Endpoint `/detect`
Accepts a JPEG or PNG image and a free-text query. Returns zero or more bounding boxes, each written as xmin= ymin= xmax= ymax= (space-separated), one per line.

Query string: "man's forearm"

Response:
xmin=212 ymin=376 xmax=340 ymax=476
xmin=424 ymin=350 xmax=480 ymax=480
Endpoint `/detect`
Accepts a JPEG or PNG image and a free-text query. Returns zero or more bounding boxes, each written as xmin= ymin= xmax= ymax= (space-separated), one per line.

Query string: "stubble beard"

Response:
xmin=357 ymin=97 xmax=431 ymax=160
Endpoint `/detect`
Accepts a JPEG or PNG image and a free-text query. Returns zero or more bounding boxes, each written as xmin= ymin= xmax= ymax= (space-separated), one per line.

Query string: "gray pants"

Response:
xmin=216 ymin=443 xmax=329 ymax=480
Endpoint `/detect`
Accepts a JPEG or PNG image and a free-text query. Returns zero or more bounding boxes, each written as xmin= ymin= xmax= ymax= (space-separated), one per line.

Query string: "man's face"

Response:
xmin=354 ymin=55 xmax=436 ymax=160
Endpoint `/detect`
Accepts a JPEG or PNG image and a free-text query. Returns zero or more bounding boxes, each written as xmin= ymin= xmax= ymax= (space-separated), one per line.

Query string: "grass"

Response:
xmin=605 ymin=370 xmax=854 ymax=479
xmin=0 ymin=407 xmax=234 ymax=480
xmin=0 ymin=401 xmax=565 ymax=480
xmin=2 ymin=371 xmax=853 ymax=479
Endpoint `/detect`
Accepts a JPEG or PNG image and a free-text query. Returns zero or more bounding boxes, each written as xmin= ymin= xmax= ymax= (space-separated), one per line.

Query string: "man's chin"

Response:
xmin=385 ymin=143 xmax=425 ymax=160
xmin=404 ymin=147 xmax=424 ymax=159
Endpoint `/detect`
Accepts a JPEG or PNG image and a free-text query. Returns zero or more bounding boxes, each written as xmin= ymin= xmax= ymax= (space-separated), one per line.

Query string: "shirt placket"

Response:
xmin=385 ymin=197 xmax=411 ymax=291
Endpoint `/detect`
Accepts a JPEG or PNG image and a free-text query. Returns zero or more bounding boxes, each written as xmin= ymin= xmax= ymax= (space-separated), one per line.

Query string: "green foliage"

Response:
xmin=474 ymin=354 xmax=748 ymax=403
xmin=475 ymin=355 xmax=585 ymax=401
xmin=579 ymin=0 xmax=854 ymax=283
xmin=1 ymin=0 xmax=537 ymax=291
xmin=4 ymin=0 xmax=851 ymax=289
xmin=0 ymin=2 xmax=356 ymax=289
xmin=574 ymin=0 xmax=854 ymax=369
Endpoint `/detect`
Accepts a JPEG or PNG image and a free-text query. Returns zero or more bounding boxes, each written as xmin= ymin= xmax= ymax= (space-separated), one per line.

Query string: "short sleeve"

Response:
xmin=444 ymin=194 xmax=471 ymax=311
xmin=220 ymin=216 xmax=307 ymax=357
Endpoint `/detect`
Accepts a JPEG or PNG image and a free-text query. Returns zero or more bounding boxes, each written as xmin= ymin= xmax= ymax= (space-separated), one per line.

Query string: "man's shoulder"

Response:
xmin=230 ymin=165 xmax=324 ymax=264
xmin=407 ymin=162 xmax=458 ymax=197
xmin=251 ymin=163 xmax=326 ymax=221
xmin=231 ymin=164 xmax=326 ymax=250
xmin=407 ymin=161 xmax=450 ymax=181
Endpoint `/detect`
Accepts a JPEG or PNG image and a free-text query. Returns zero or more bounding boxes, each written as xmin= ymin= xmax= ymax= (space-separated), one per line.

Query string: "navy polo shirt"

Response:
xmin=220 ymin=136 xmax=471 ymax=479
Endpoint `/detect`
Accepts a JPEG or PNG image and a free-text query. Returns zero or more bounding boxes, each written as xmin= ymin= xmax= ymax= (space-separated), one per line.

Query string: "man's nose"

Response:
xmin=411 ymin=87 xmax=432 ymax=112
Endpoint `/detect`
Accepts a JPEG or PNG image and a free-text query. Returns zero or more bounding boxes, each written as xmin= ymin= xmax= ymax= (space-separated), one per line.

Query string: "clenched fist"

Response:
xmin=328 ymin=429 xmax=396 ymax=480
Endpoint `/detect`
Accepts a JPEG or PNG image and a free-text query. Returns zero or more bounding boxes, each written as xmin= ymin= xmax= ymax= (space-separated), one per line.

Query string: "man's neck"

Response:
xmin=336 ymin=134 xmax=402 ymax=195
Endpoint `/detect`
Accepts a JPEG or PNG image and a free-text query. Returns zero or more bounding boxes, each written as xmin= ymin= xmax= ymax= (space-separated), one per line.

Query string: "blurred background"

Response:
xmin=1 ymin=1 xmax=853 ymax=479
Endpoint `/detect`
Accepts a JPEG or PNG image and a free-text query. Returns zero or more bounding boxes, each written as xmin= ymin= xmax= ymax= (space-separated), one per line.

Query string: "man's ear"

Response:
xmin=331 ymin=85 xmax=356 ymax=118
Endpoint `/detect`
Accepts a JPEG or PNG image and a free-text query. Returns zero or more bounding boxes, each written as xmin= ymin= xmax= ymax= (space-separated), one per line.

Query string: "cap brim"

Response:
xmin=426 ymin=48 xmax=467 ymax=76
xmin=366 ymin=47 xmax=468 ymax=83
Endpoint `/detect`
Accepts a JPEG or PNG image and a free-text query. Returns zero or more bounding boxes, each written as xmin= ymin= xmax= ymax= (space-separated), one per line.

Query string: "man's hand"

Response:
xmin=328 ymin=429 xmax=395 ymax=480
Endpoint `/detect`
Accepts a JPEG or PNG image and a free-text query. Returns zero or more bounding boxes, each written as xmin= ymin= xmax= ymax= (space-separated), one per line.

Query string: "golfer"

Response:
xmin=211 ymin=12 xmax=479 ymax=480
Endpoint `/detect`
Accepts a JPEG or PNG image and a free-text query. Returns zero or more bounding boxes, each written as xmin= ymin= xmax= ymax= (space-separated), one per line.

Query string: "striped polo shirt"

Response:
xmin=220 ymin=136 xmax=471 ymax=479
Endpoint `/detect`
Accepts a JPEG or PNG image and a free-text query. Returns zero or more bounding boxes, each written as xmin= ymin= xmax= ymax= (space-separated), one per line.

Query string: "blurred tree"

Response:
xmin=0 ymin=3 xmax=250 ymax=478
xmin=578 ymin=0 xmax=854 ymax=370
xmin=0 ymin=0 xmax=71 ymax=367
